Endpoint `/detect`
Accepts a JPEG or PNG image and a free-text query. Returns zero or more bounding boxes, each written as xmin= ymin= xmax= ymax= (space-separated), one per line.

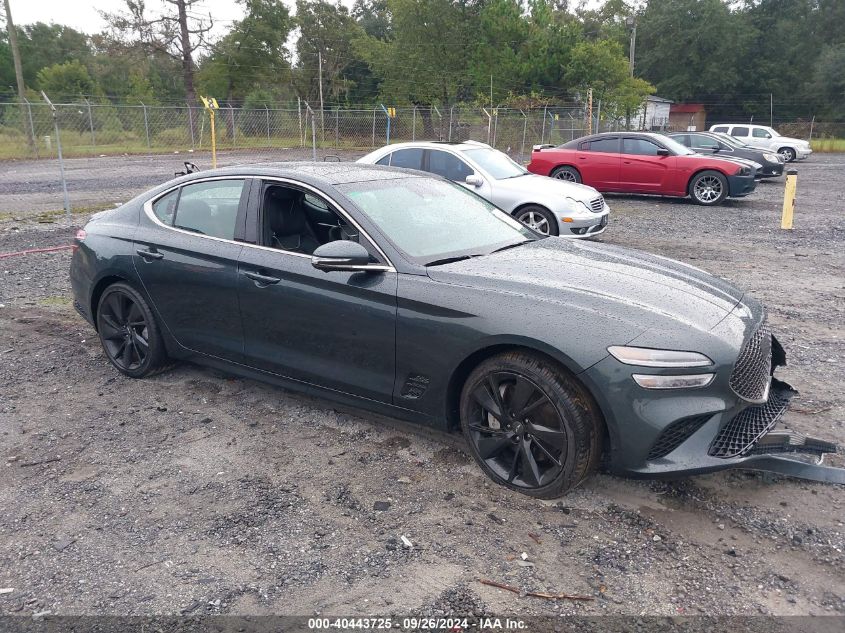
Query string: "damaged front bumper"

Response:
xmin=614 ymin=377 xmax=845 ymax=484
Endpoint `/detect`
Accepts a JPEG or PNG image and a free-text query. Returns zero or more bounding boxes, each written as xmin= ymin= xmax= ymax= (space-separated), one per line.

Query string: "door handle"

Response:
xmin=243 ymin=270 xmax=281 ymax=286
xmin=136 ymin=248 xmax=163 ymax=261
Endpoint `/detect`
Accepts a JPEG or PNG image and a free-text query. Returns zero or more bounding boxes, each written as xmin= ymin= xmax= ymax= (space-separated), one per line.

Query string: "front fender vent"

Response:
xmin=400 ymin=374 xmax=430 ymax=399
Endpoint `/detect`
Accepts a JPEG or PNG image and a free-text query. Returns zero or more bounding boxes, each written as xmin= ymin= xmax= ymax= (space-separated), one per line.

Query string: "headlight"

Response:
xmin=632 ymin=373 xmax=715 ymax=390
xmin=607 ymin=346 xmax=713 ymax=367
xmin=737 ymin=166 xmax=751 ymax=176
xmin=763 ymin=153 xmax=779 ymax=162
xmin=563 ymin=198 xmax=591 ymax=215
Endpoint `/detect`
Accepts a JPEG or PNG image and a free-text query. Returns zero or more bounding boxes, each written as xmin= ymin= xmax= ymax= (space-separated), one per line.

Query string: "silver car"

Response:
xmin=357 ymin=141 xmax=610 ymax=237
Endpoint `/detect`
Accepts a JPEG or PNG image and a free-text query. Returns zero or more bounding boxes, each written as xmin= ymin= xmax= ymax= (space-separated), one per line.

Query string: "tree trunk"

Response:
xmin=175 ymin=0 xmax=198 ymax=143
xmin=3 ymin=0 xmax=35 ymax=155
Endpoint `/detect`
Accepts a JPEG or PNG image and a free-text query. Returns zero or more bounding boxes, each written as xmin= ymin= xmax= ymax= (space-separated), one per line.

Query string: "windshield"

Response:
xmin=657 ymin=134 xmax=696 ymax=156
xmin=463 ymin=148 xmax=527 ymax=179
xmin=339 ymin=177 xmax=535 ymax=264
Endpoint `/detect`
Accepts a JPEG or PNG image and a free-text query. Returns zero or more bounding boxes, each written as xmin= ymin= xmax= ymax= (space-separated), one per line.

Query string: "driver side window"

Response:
xmin=260 ymin=183 xmax=365 ymax=257
xmin=427 ymin=150 xmax=474 ymax=181
xmin=752 ymin=128 xmax=771 ymax=138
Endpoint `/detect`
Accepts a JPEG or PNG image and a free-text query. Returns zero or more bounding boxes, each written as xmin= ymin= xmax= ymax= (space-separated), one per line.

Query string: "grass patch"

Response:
xmin=810 ymin=137 xmax=845 ymax=152
xmin=38 ymin=296 xmax=73 ymax=307
xmin=28 ymin=203 xmax=117 ymax=223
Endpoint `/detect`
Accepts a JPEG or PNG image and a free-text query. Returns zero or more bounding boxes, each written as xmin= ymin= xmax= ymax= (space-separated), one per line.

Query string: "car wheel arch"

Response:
xmin=687 ymin=166 xmax=729 ymax=190
xmin=551 ymin=164 xmax=581 ymax=179
xmin=444 ymin=340 xmax=607 ymax=440
xmin=90 ymin=275 xmax=130 ymax=330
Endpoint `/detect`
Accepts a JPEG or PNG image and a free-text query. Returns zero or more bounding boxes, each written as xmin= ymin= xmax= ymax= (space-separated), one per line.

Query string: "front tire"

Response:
xmin=96 ymin=282 xmax=170 ymax=378
xmin=459 ymin=351 xmax=602 ymax=498
xmin=515 ymin=205 xmax=559 ymax=236
xmin=550 ymin=165 xmax=581 ymax=183
xmin=688 ymin=170 xmax=728 ymax=206
xmin=778 ymin=147 xmax=796 ymax=162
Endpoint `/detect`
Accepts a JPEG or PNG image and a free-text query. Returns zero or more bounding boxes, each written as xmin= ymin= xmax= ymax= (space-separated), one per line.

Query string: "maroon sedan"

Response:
xmin=527 ymin=132 xmax=757 ymax=206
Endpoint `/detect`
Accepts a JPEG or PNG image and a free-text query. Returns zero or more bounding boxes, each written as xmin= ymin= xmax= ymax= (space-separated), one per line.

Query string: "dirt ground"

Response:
xmin=1 ymin=153 xmax=843 ymax=618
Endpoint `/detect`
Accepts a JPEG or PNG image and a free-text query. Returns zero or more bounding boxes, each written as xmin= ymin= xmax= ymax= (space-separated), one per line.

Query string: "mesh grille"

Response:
xmin=648 ymin=414 xmax=712 ymax=460
xmin=709 ymin=382 xmax=795 ymax=458
xmin=589 ymin=196 xmax=605 ymax=213
xmin=729 ymin=320 xmax=772 ymax=402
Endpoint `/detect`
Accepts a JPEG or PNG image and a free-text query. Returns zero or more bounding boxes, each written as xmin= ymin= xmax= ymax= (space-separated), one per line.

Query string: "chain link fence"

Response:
xmin=0 ymin=100 xmax=590 ymax=163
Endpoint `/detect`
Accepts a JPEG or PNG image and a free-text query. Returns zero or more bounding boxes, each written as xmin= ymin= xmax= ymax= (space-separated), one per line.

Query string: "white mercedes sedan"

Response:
xmin=357 ymin=140 xmax=610 ymax=237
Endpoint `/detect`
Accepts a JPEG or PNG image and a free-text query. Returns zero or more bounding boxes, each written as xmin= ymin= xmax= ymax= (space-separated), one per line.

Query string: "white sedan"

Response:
xmin=357 ymin=140 xmax=610 ymax=237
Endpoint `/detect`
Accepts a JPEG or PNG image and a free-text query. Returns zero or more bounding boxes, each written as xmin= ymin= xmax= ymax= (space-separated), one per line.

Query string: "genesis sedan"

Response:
xmin=70 ymin=163 xmax=843 ymax=497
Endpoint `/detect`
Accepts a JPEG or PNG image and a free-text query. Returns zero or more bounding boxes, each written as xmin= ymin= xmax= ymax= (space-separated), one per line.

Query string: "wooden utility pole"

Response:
xmin=587 ymin=88 xmax=593 ymax=135
xmin=3 ymin=0 xmax=35 ymax=154
xmin=318 ymin=50 xmax=325 ymax=137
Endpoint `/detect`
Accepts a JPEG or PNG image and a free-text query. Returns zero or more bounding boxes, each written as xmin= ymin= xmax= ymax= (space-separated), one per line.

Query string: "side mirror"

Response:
xmin=311 ymin=240 xmax=376 ymax=273
xmin=465 ymin=174 xmax=483 ymax=187
xmin=656 ymin=147 xmax=671 ymax=156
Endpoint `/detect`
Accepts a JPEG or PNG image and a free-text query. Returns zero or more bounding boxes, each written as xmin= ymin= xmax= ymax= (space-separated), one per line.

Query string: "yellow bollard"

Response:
xmin=200 ymin=96 xmax=220 ymax=168
xmin=781 ymin=169 xmax=797 ymax=229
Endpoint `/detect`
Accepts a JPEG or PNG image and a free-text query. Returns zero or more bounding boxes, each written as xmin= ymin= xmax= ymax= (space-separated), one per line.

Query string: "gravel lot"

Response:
xmin=1 ymin=153 xmax=843 ymax=618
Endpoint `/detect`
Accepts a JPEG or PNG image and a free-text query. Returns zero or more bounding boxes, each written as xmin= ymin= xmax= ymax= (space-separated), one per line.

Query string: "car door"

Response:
xmin=574 ymin=137 xmax=621 ymax=190
xmin=133 ymin=177 xmax=249 ymax=362
xmin=236 ymin=179 xmax=398 ymax=403
xmin=750 ymin=127 xmax=775 ymax=151
xmin=619 ymin=137 xmax=673 ymax=192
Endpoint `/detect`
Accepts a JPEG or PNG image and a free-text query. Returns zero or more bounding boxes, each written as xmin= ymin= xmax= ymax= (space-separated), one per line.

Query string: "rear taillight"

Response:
xmin=75 ymin=229 xmax=87 ymax=241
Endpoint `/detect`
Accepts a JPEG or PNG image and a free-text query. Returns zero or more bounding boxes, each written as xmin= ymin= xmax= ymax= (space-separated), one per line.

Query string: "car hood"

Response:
xmin=773 ymin=135 xmax=809 ymax=147
xmin=493 ymin=173 xmax=602 ymax=204
xmin=426 ymin=238 xmax=744 ymax=331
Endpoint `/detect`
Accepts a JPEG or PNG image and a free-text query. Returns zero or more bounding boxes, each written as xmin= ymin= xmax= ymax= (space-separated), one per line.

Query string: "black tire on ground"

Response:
xmin=550 ymin=165 xmax=582 ymax=183
xmin=688 ymin=170 xmax=729 ymax=206
xmin=96 ymin=282 xmax=171 ymax=378
xmin=515 ymin=205 xmax=559 ymax=236
xmin=459 ymin=351 xmax=602 ymax=498
xmin=778 ymin=147 xmax=796 ymax=162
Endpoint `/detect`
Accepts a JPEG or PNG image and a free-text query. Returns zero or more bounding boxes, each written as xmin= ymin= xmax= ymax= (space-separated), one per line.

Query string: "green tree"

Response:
xmin=36 ymin=59 xmax=98 ymax=101
xmin=197 ymin=0 xmax=293 ymax=103
xmin=293 ymin=0 xmax=364 ymax=104
xmin=17 ymin=23 xmax=92 ymax=88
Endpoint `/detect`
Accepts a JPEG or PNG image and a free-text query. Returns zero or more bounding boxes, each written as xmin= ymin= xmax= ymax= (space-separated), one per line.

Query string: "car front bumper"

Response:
xmin=758 ymin=161 xmax=784 ymax=178
xmin=727 ymin=173 xmax=758 ymax=197
xmin=796 ymin=147 xmax=812 ymax=159
xmin=556 ymin=205 xmax=610 ymax=239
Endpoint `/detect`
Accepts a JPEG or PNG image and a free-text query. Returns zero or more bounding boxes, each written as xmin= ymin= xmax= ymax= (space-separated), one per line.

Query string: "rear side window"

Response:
xmin=712 ymin=126 xmax=729 ymax=133
xmin=731 ymin=127 xmax=750 ymax=137
xmin=389 ymin=148 xmax=424 ymax=170
xmin=152 ymin=189 xmax=178 ymax=225
xmin=623 ymin=138 xmax=662 ymax=156
xmin=585 ymin=138 xmax=619 ymax=153
xmin=172 ymin=179 xmax=246 ymax=239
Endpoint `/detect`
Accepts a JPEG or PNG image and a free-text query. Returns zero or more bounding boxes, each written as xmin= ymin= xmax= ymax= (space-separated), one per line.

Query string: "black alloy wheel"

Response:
xmin=460 ymin=352 xmax=601 ymax=498
xmin=96 ymin=282 xmax=169 ymax=378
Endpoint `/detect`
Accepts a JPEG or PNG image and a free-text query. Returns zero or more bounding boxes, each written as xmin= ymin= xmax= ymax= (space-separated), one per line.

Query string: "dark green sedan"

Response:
xmin=70 ymin=163 xmax=843 ymax=497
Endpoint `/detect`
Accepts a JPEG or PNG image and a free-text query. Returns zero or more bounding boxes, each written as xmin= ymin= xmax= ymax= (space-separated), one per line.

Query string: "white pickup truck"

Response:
xmin=708 ymin=123 xmax=812 ymax=162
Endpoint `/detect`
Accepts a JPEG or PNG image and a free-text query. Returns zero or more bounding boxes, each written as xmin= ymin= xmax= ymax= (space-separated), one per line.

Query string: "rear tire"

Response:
xmin=688 ymin=170 xmax=729 ymax=206
xmin=459 ymin=351 xmax=602 ymax=498
xmin=778 ymin=147 xmax=796 ymax=162
xmin=515 ymin=205 xmax=559 ymax=236
xmin=550 ymin=165 xmax=581 ymax=183
xmin=96 ymin=282 xmax=170 ymax=378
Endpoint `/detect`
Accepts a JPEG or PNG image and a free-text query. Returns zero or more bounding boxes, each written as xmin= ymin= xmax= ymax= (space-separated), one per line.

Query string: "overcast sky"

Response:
xmin=5 ymin=0 xmax=325 ymax=36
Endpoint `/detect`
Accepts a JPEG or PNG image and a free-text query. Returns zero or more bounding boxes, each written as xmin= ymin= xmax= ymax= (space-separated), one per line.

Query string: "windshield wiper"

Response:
xmin=425 ymin=254 xmax=478 ymax=267
xmin=489 ymin=240 xmax=534 ymax=254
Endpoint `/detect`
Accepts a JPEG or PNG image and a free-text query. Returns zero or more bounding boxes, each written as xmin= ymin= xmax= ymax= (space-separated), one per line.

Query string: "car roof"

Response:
xmin=370 ymin=140 xmax=493 ymax=153
xmin=560 ymin=131 xmax=670 ymax=147
xmin=175 ymin=161 xmax=422 ymax=186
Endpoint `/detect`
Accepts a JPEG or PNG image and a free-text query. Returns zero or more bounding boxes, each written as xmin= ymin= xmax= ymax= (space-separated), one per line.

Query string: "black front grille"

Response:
xmin=589 ymin=196 xmax=605 ymax=213
xmin=729 ymin=319 xmax=772 ymax=402
xmin=648 ymin=414 xmax=712 ymax=460
xmin=709 ymin=379 xmax=797 ymax=458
